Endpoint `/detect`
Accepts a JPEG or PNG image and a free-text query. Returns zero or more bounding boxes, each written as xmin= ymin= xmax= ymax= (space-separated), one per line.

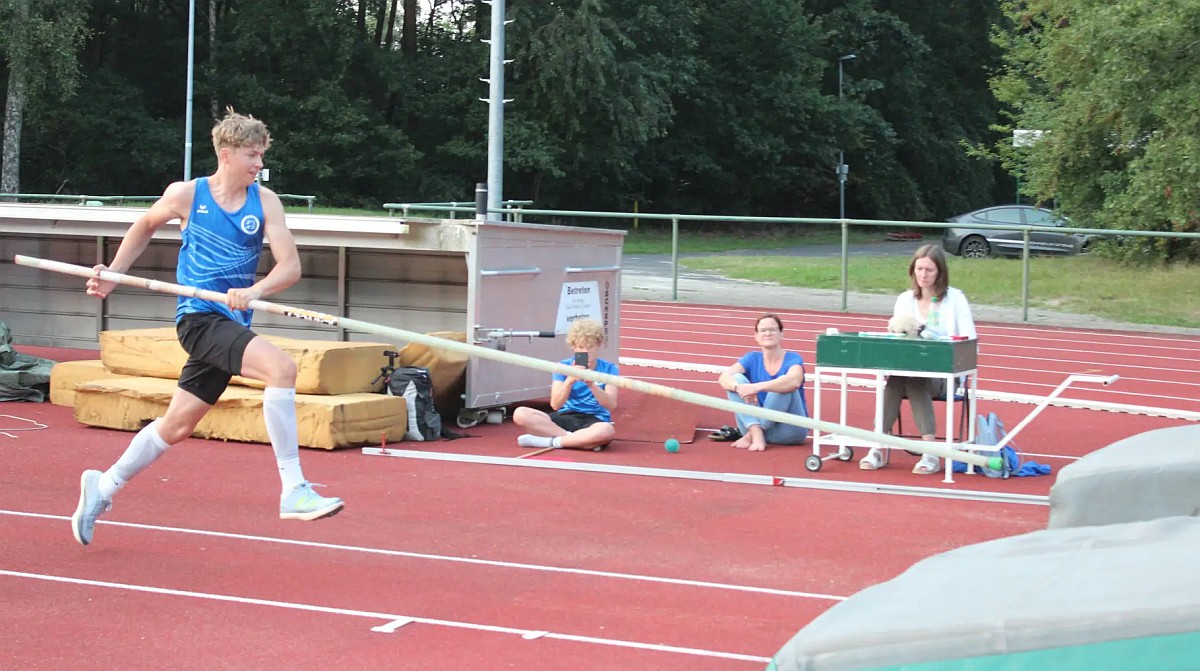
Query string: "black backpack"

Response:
xmin=388 ymin=366 xmax=442 ymax=442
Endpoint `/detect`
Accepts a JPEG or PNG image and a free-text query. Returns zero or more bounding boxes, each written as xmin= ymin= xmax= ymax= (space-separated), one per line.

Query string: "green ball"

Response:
xmin=665 ymin=438 xmax=681 ymax=453
xmin=987 ymin=456 xmax=1004 ymax=471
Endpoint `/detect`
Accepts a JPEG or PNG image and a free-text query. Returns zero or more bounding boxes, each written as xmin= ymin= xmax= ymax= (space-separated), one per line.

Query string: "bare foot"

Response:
xmin=731 ymin=436 xmax=752 ymax=449
xmin=748 ymin=441 xmax=768 ymax=452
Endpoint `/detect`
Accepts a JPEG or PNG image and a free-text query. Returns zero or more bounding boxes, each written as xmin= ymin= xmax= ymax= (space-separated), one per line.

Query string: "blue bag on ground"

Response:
xmin=951 ymin=412 xmax=1050 ymax=478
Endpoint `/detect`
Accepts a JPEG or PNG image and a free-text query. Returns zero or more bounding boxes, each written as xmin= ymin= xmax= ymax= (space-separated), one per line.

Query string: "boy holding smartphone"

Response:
xmin=512 ymin=318 xmax=618 ymax=451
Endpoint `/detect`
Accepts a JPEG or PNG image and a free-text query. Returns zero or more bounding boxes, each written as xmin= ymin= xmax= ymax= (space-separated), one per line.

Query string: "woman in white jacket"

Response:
xmin=860 ymin=244 xmax=977 ymax=474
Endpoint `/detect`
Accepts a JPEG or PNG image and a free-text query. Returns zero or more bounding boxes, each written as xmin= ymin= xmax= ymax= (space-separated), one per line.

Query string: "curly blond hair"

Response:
xmin=211 ymin=107 xmax=271 ymax=153
xmin=565 ymin=318 xmax=605 ymax=349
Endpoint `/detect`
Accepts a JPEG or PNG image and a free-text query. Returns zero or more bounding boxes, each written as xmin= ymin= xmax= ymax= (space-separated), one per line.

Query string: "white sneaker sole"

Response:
xmin=280 ymin=500 xmax=344 ymax=521
xmin=71 ymin=471 xmax=96 ymax=546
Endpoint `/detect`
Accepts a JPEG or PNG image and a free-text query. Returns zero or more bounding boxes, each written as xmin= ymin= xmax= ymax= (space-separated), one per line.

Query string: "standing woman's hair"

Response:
xmin=907 ymin=244 xmax=949 ymax=301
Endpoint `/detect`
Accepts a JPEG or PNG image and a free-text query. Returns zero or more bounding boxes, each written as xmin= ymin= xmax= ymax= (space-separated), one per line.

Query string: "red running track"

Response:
xmin=1 ymin=300 xmax=1195 ymax=670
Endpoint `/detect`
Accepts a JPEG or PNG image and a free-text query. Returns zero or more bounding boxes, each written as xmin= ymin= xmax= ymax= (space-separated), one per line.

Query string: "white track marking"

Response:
xmin=371 ymin=618 xmax=415 ymax=633
xmin=625 ymin=302 xmax=1200 ymax=342
xmin=620 ymin=332 xmax=1199 ymax=376
xmin=619 ymin=357 xmax=1200 ymax=420
xmin=0 ymin=510 xmax=842 ymax=601
xmin=0 ymin=415 xmax=50 ymax=432
xmin=359 ymin=449 xmax=1048 ymax=507
xmin=0 ymin=569 xmax=770 ymax=664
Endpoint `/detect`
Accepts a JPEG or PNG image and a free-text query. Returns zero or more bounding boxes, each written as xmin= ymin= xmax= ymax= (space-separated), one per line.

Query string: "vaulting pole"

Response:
xmin=13 ymin=254 xmax=999 ymax=469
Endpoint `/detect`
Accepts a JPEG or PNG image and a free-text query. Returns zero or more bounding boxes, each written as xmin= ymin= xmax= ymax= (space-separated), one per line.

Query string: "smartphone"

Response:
xmin=573 ymin=351 xmax=589 ymax=368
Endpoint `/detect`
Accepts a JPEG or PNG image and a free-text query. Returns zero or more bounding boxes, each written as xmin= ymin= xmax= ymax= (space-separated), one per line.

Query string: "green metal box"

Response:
xmin=816 ymin=333 xmax=977 ymax=373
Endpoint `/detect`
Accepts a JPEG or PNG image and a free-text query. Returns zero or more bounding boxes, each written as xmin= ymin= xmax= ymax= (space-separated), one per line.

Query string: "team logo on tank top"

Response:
xmin=240 ymin=214 xmax=261 ymax=235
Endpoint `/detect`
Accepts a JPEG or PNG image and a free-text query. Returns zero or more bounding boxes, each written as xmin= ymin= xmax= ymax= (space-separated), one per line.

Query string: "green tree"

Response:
xmin=1 ymin=0 xmax=90 ymax=194
xmin=808 ymin=0 xmax=1003 ymax=220
xmin=202 ymin=0 xmax=421 ymax=205
xmin=506 ymin=0 xmax=689 ymax=209
xmin=991 ymin=0 xmax=1200 ymax=262
xmin=629 ymin=0 xmax=834 ymax=216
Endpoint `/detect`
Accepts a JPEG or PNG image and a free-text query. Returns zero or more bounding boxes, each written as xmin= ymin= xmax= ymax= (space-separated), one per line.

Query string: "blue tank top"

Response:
xmin=176 ymin=178 xmax=265 ymax=326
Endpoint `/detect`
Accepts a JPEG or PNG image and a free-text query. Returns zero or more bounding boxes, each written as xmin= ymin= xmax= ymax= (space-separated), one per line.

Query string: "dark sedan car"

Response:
xmin=941 ymin=205 xmax=1090 ymax=258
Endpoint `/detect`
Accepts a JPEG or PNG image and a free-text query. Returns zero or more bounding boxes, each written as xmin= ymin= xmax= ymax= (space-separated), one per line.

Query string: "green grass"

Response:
xmin=679 ymin=254 xmax=1200 ymax=328
xmin=622 ymin=225 xmax=882 ymax=254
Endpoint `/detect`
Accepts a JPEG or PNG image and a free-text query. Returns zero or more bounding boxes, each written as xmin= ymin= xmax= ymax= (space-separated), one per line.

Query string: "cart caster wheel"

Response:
xmin=485 ymin=408 xmax=507 ymax=425
xmin=836 ymin=446 xmax=855 ymax=462
xmin=804 ymin=455 xmax=822 ymax=472
xmin=457 ymin=409 xmax=487 ymax=428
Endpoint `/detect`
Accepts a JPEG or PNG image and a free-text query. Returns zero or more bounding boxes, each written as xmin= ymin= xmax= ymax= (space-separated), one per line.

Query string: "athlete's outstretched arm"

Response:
xmin=87 ymin=181 xmax=194 ymax=299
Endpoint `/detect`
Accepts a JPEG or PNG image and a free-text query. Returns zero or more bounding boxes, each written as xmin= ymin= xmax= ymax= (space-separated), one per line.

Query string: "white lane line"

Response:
xmin=619 ymin=331 xmax=1200 ymax=375
xmin=0 ymin=510 xmax=842 ymax=602
xmin=623 ymin=303 xmax=1200 ymax=344
xmin=361 ymin=449 xmax=1049 ymax=507
xmin=0 ymin=569 xmax=771 ymax=664
xmin=619 ymin=357 xmax=1200 ymax=419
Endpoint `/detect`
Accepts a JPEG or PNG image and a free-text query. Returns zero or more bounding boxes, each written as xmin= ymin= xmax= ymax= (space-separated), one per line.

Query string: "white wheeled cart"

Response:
xmin=807 ymin=333 xmax=978 ymax=484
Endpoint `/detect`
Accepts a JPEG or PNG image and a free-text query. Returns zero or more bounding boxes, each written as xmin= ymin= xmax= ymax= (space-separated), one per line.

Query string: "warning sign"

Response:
xmin=555 ymin=281 xmax=602 ymax=334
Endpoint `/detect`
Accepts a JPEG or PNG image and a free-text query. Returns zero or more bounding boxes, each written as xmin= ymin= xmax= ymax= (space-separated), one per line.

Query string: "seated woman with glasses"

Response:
xmin=711 ymin=313 xmax=809 ymax=451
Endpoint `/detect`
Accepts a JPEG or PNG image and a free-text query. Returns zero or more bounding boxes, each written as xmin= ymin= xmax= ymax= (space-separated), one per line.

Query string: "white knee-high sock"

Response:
xmin=263 ymin=387 xmax=305 ymax=492
xmin=99 ymin=420 xmax=171 ymax=500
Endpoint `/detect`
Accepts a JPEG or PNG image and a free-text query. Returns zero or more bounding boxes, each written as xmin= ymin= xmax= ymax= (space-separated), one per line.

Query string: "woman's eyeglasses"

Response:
xmin=756 ymin=328 xmax=780 ymax=334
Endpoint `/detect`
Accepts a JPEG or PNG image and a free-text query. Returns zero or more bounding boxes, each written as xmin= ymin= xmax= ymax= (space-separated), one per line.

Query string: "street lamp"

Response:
xmin=183 ymin=0 xmax=196 ymax=180
xmin=837 ymin=53 xmax=856 ymax=221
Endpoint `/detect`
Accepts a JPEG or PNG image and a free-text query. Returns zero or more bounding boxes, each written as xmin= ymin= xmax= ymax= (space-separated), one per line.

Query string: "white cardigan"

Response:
xmin=893 ymin=287 xmax=977 ymax=339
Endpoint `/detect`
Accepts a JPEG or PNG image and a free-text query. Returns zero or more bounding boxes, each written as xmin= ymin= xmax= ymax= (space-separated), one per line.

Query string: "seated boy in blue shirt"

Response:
xmin=513 ymin=318 xmax=618 ymax=451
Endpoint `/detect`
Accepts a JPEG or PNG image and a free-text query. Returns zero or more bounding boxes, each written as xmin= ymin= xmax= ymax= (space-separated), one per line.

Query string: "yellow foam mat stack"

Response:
xmin=49 ymin=328 xmax=411 ymax=450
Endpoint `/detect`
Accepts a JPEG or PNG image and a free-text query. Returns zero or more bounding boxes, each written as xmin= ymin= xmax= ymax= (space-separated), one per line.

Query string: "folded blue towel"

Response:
xmin=951 ymin=445 xmax=1053 ymax=478
xmin=1014 ymin=461 xmax=1052 ymax=477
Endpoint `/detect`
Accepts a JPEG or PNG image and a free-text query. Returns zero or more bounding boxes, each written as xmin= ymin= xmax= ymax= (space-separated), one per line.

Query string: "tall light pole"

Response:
xmin=836 ymin=53 xmax=856 ymax=221
xmin=482 ymin=0 xmax=513 ymax=217
xmin=183 ymin=0 xmax=196 ymax=180
xmin=836 ymin=53 xmax=856 ymax=313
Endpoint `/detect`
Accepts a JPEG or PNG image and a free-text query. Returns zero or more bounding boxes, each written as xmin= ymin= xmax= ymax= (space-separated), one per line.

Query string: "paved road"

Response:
xmin=621 ymin=242 xmax=1200 ymax=336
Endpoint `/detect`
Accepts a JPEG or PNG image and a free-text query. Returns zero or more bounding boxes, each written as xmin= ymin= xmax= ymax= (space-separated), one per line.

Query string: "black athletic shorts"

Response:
xmin=175 ymin=312 xmax=257 ymax=405
xmin=549 ymin=410 xmax=605 ymax=432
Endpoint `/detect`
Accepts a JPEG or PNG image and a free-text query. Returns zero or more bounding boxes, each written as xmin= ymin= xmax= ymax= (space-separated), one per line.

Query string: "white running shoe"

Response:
xmin=280 ymin=482 xmax=344 ymax=521
xmin=71 ymin=469 xmax=112 ymax=546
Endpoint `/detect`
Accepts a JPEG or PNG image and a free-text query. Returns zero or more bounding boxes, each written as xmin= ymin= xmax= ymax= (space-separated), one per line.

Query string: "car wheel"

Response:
xmin=961 ymin=235 xmax=991 ymax=259
xmin=1079 ymin=239 xmax=1093 ymax=255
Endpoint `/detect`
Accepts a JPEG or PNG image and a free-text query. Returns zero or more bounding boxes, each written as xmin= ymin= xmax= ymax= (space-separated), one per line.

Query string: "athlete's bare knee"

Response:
xmin=269 ymin=355 xmax=298 ymax=387
xmin=154 ymin=416 xmax=196 ymax=445
xmin=242 ymin=338 xmax=298 ymax=387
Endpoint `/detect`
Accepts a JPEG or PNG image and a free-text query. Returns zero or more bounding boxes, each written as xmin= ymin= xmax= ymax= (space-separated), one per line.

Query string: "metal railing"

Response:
xmin=382 ymin=199 xmax=533 ymax=221
xmin=276 ymin=194 xmax=316 ymax=213
xmin=494 ymin=207 xmax=1200 ymax=322
xmin=1 ymin=192 xmax=317 ymax=213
